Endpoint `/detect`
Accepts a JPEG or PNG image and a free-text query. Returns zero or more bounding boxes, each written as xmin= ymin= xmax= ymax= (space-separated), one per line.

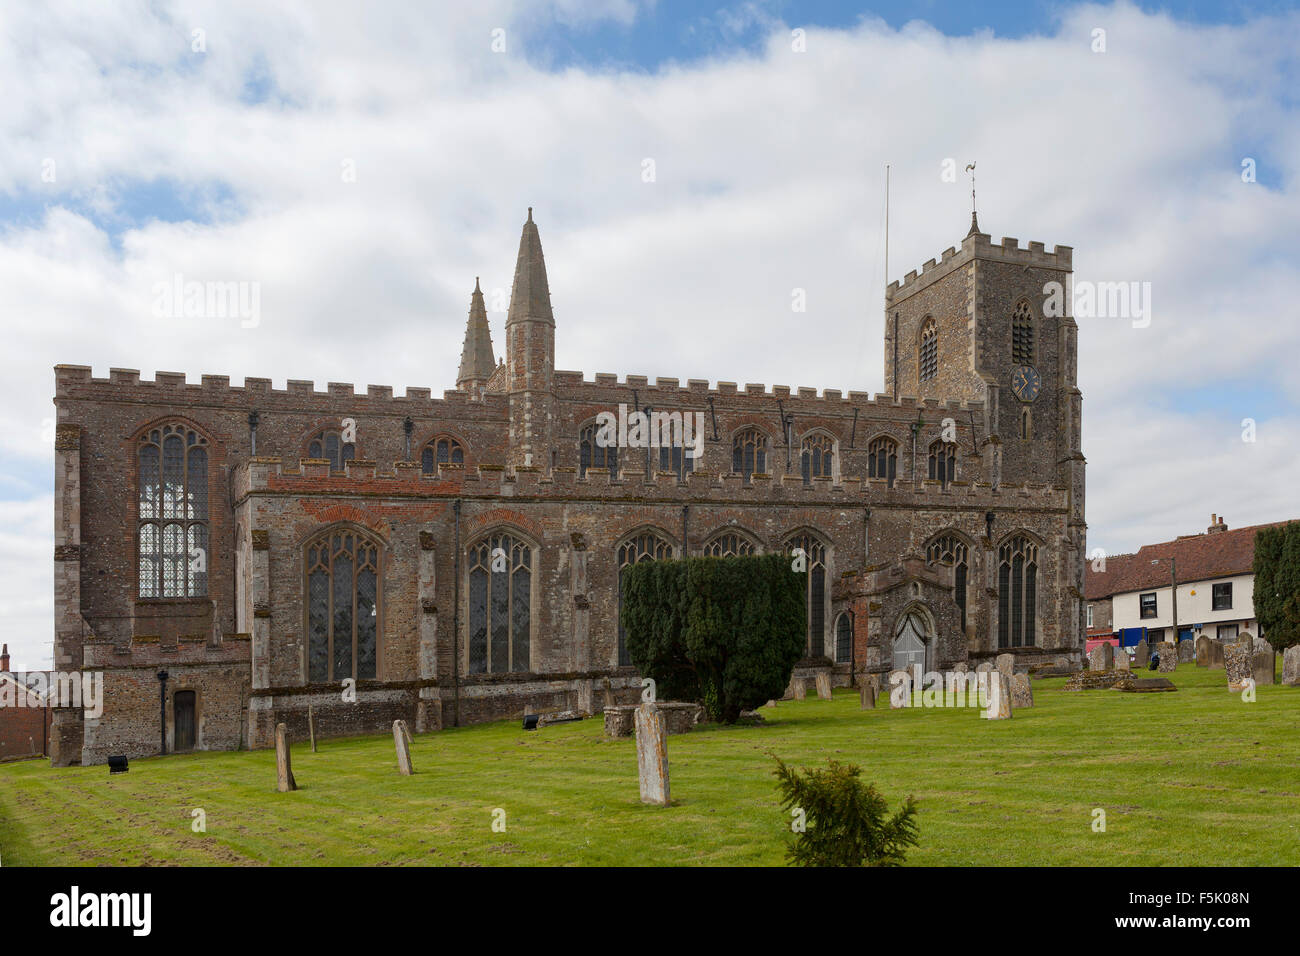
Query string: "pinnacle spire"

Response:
xmin=506 ymin=207 xmax=553 ymax=326
xmin=456 ymin=277 xmax=495 ymax=389
xmin=966 ymin=210 xmax=981 ymax=238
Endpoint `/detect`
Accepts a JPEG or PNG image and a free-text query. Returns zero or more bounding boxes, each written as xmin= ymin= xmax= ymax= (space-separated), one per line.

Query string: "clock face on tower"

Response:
xmin=1011 ymin=365 xmax=1041 ymax=403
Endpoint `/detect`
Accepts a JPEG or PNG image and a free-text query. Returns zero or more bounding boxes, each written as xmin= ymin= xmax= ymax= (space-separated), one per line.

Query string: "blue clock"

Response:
xmin=1011 ymin=365 xmax=1041 ymax=403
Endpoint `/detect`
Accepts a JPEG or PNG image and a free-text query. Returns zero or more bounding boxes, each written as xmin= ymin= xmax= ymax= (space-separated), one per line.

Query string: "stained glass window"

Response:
xmin=138 ymin=424 xmax=208 ymax=597
xmin=785 ymin=532 xmax=827 ymax=658
xmin=305 ymin=529 xmax=380 ymax=681
xmin=467 ymin=533 xmax=532 ymax=674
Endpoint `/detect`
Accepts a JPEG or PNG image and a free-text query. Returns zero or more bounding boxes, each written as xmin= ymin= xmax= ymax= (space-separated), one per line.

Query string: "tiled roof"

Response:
xmin=1085 ymin=520 xmax=1296 ymax=600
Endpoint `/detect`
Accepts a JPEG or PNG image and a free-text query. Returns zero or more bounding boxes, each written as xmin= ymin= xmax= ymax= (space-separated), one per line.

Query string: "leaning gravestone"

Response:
xmin=1156 ymin=642 xmax=1177 ymax=673
xmin=1224 ymin=642 xmax=1253 ymax=691
xmin=1089 ymin=643 xmax=1113 ymax=672
xmin=1284 ymin=646 xmax=1300 ymax=687
xmin=1178 ymin=640 xmax=1195 ymax=663
xmin=996 ymin=653 xmax=1016 ymax=681
xmin=1009 ymin=672 xmax=1034 ymax=708
xmin=393 ymin=719 xmax=414 ymax=775
xmin=1252 ymin=649 xmax=1275 ymax=686
xmin=1132 ymin=640 xmax=1150 ymax=667
xmin=815 ymin=672 xmax=832 ymax=700
xmin=634 ymin=701 xmax=670 ymax=806
xmin=860 ymin=681 xmax=877 ymax=710
xmin=983 ymin=672 xmax=1012 ymax=720
xmin=275 ymin=722 xmax=297 ymax=793
xmin=792 ymin=677 xmax=807 ymax=701
xmin=1195 ymin=636 xmax=1211 ymax=667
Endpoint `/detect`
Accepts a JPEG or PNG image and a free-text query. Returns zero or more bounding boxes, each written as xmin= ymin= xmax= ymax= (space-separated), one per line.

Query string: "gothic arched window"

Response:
xmin=467 ymin=533 xmax=532 ymax=674
xmin=702 ymin=531 xmax=756 ymax=558
xmin=997 ymin=535 xmax=1038 ymax=649
xmin=868 ymin=436 xmax=898 ymax=486
xmin=732 ymin=428 xmax=768 ymax=482
xmin=421 ymin=435 xmax=465 ymax=474
xmin=307 ymin=428 xmax=355 ymax=471
xmin=618 ymin=531 xmax=674 ymax=666
xmin=927 ymin=534 xmax=969 ymax=633
xmin=657 ymin=443 xmax=696 ymax=480
xmin=138 ymin=423 xmax=209 ymax=598
xmin=928 ymin=439 xmax=956 ymax=487
xmin=919 ymin=319 xmax=938 ymax=383
xmin=786 ymin=532 xmax=827 ymax=658
xmin=834 ymin=611 xmax=853 ymax=663
xmin=1012 ymin=300 xmax=1034 ymax=365
xmin=305 ymin=528 xmax=380 ymax=682
xmin=579 ymin=422 xmax=618 ymax=477
xmin=800 ymin=432 xmax=835 ymax=485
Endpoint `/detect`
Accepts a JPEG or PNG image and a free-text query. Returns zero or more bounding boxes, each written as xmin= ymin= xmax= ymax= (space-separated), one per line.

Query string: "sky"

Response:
xmin=1 ymin=0 xmax=1298 ymax=669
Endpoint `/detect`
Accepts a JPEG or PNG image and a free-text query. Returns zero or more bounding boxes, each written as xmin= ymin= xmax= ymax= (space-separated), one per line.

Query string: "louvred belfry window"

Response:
xmin=919 ymin=319 xmax=938 ymax=383
xmin=306 ymin=529 xmax=380 ymax=682
xmin=138 ymin=424 xmax=209 ymax=598
xmin=1012 ymin=300 xmax=1034 ymax=365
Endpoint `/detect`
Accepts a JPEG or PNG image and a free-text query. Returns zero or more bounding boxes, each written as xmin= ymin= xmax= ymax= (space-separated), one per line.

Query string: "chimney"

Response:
xmin=1 ymin=643 xmax=9 ymax=672
xmin=1207 ymin=514 xmax=1227 ymax=534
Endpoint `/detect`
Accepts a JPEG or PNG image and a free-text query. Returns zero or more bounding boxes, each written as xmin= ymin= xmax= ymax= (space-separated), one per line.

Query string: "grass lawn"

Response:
xmin=2 ymin=661 xmax=1298 ymax=866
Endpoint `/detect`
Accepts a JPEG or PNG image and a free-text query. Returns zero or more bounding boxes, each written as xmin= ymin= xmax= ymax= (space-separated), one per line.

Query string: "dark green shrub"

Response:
xmin=1254 ymin=521 xmax=1300 ymax=652
xmin=773 ymin=758 xmax=919 ymax=867
xmin=620 ymin=553 xmax=805 ymax=722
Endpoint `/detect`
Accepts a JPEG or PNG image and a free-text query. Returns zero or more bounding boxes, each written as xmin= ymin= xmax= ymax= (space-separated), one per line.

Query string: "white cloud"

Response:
xmin=0 ymin=0 xmax=1297 ymax=666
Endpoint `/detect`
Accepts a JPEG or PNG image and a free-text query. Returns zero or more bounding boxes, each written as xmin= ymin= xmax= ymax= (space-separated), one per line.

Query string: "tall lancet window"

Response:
xmin=997 ymin=535 xmax=1038 ymax=649
xmin=138 ymin=424 xmax=209 ymax=598
xmin=306 ymin=529 xmax=380 ymax=682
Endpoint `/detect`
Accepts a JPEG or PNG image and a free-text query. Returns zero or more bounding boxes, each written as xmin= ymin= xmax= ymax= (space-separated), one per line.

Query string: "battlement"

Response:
xmin=234 ymin=456 xmax=1067 ymax=509
xmin=53 ymin=365 xmax=507 ymax=411
xmin=887 ymin=231 xmax=1073 ymax=303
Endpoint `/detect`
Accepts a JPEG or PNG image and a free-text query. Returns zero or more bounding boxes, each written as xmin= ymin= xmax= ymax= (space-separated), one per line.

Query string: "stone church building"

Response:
xmin=49 ymin=208 xmax=1086 ymax=765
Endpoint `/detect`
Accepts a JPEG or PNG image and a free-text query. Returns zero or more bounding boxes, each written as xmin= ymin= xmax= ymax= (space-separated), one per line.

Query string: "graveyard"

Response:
xmin=1 ymin=660 xmax=1297 ymax=866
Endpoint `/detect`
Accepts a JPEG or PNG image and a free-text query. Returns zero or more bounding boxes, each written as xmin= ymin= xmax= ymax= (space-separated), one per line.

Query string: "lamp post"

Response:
xmin=156 ymin=669 xmax=169 ymax=755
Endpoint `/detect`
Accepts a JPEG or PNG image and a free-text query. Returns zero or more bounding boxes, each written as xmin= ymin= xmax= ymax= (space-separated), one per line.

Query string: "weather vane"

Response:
xmin=965 ymin=162 xmax=977 ymax=215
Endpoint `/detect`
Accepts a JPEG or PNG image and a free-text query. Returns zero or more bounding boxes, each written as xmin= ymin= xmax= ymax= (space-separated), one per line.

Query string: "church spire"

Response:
xmin=456 ymin=277 xmax=495 ymax=391
xmin=506 ymin=207 xmax=554 ymax=326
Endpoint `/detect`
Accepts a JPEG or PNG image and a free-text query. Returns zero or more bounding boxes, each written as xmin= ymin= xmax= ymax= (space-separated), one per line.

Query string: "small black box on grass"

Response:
xmin=108 ymin=755 xmax=129 ymax=774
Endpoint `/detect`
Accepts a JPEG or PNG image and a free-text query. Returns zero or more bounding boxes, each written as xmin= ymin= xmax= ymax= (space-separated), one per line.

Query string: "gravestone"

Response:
xmin=952 ymin=661 xmax=969 ymax=672
xmin=1252 ymin=637 xmax=1271 ymax=655
xmin=1252 ymin=649 xmax=1275 ymax=686
xmin=308 ymin=704 xmax=317 ymax=753
xmin=1207 ymin=639 xmax=1226 ymax=670
xmin=1089 ymin=643 xmax=1113 ymax=672
xmin=393 ymin=719 xmax=414 ymax=775
xmin=983 ymin=672 xmax=1012 ymax=720
xmin=888 ymin=670 xmax=909 ymax=708
xmin=792 ymin=677 xmax=807 ymax=701
xmin=275 ymin=722 xmax=297 ymax=793
xmin=1195 ymin=636 xmax=1210 ymax=667
xmin=1178 ymin=640 xmax=1195 ymax=663
xmin=1283 ymin=646 xmax=1300 ymax=686
xmin=860 ymin=681 xmax=877 ymax=710
xmin=996 ymin=653 xmax=1016 ymax=681
xmin=1009 ymin=672 xmax=1034 ymax=709
xmin=815 ymin=672 xmax=832 ymax=700
xmin=1117 ymin=677 xmax=1177 ymax=693
xmin=1224 ymin=642 xmax=1252 ymax=691
xmin=1156 ymin=642 xmax=1177 ymax=673
xmin=603 ymin=677 xmax=615 ymax=711
xmin=1133 ymin=640 xmax=1149 ymax=667
xmin=634 ymin=701 xmax=670 ymax=806
xmin=975 ymin=661 xmax=994 ymax=673
xmin=1113 ymin=648 xmax=1130 ymax=671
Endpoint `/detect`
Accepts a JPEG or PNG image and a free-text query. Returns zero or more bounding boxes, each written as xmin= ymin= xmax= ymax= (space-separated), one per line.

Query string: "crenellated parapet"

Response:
xmin=887 ymin=232 xmax=1073 ymax=304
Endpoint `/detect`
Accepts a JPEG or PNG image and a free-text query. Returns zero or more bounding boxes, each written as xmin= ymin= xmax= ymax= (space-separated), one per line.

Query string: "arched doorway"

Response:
xmin=892 ymin=608 xmax=932 ymax=673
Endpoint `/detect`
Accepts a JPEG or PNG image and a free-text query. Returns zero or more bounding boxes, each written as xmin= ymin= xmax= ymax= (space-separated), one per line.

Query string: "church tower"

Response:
xmin=504 ymin=208 xmax=556 ymax=469
xmin=456 ymin=277 xmax=495 ymax=397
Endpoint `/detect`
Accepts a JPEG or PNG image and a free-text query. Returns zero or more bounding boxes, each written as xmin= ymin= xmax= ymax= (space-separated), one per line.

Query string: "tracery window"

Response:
xmin=867 ymin=436 xmax=898 ymax=486
xmin=732 ymin=428 xmax=768 ymax=483
xmin=467 ymin=533 xmax=532 ymax=674
xmin=997 ymin=535 xmax=1038 ymax=649
xmin=800 ymin=432 xmax=835 ymax=485
xmin=702 ymin=532 xmax=756 ymax=558
xmin=579 ymin=422 xmax=618 ymax=477
xmin=785 ymin=532 xmax=827 ymax=658
xmin=919 ymin=319 xmax=938 ymax=383
xmin=421 ymin=436 xmax=465 ymax=474
xmin=617 ymin=532 xmax=674 ymax=666
xmin=834 ymin=611 xmax=853 ymax=663
xmin=138 ymin=423 xmax=209 ymax=598
xmin=926 ymin=534 xmax=969 ymax=632
xmin=1012 ymin=300 xmax=1034 ymax=365
xmin=307 ymin=429 xmax=355 ymax=471
xmin=657 ymin=442 xmax=696 ymax=480
xmin=306 ymin=529 xmax=380 ymax=682
xmin=928 ymin=439 xmax=956 ymax=487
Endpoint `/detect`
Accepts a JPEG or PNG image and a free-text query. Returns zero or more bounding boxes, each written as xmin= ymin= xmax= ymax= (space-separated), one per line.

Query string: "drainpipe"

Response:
xmin=453 ymin=499 xmax=462 ymax=727
xmin=403 ymin=416 xmax=414 ymax=461
xmin=156 ymin=669 xmax=169 ymax=755
xmin=681 ymin=505 xmax=689 ymax=557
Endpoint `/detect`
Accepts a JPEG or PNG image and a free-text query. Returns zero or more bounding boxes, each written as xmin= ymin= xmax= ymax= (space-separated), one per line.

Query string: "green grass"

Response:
xmin=2 ymin=662 xmax=1299 ymax=866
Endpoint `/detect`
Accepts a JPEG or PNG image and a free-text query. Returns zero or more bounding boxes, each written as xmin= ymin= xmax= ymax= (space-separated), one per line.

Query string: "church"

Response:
xmin=49 ymin=207 xmax=1086 ymax=765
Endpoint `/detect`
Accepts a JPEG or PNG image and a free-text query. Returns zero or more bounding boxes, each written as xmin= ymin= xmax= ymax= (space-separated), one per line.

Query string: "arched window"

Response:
xmin=997 ymin=535 xmax=1038 ymax=648
xmin=618 ymin=531 xmax=674 ymax=666
xmin=579 ymin=422 xmax=618 ymax=477
xmin=1012 ymin=300 xmax=1034 ymax=365
xmin=657 ymin=443 xmax=696 ymax=480
xmin=467 ymin=533 xmax=532 ymax=674
xmin=702 ymin=531 xmax=756 ymax=558
xmin=800 ymin=432 xmax=835 ymax=485
xmin=732 ymin=428 xmax=768 ymax=482
xmin=305 ymin=528 xmax=380 ymax=682
xmin=926 ymin=534 xmax=969 ymax=633
xmin=307 ymin=428 xmax=355 ymax=471
xmin=786 ymin=532 xmax=827 ymax=658
xmin=138 ymin=423 xmax=209 ymax=598
xmin=834 ymin=611 xmax=853 ymax=663
xmin=928 ymin=439 xmax=956 ymax=487
xmin=421 ymin=436 xmax=465 ymax=474
xmin=919 ymin=319 xmax=938 ymax=383
xmin=1020 ymin=408 xmax=1031 ymax=440
xmin=867 ymin=436 xmax=898 ymax=486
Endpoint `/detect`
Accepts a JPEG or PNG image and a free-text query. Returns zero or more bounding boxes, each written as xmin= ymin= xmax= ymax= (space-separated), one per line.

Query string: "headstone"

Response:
xmin=1089 ymin=643 xmax=1113 ymax=672
xmin=975 ymin=661 xmax=994 ymax=673
xmin=860 ymin=681 xmax=877 ymax=710
xmin=1113 ymin=648 xmax=1130 ymax=671
xmin=1194 ymin=636 xmax=1210 ymax=667
xmin=393 ymin=719 xmax=414 ymax=775
xmin=815 ymin=672 xmax=832 ymax=700
xmin=1178 ymin=640 xmax=1195 ymax=663
xmin=996 ymin=653 xmax=1015 ymax=681
xmin=1223 ymin=642 xmax=1252 ymax=691
xmin=308 ymin=704 xmax=317 ymax=753
xmin=1156 ymin=642 xmax=1177 ymax=673
xmin=888 ymin=670 xmax=909 ymax=708
xmin=1207 ymin=639 xmax=1226 ymax=670
xmin=275 ymin=722 xmax=297 ymax=793
xmin=1253 ymin=637 xmax=1271 ymax=655
xmin=952 ymin=661 xmax=969 ymax=672
xmin=1117 ymin=677 xmax=1177 ymax=693
xmin=792 ymin=677 xmax=807 ymax=700
xmin=1009 ymin=672 xmax=1034 ymax=708
xmin=1252 ymin=649 xmax=1275 ymax=686
xmin=983 ymin=672 xmax=1012 ymax=720
xmin=634 ymin=702 xmax=670 ymax=806
xmin=1283 ymin=646 xmax=1300 ymax=687
xmin=603 ymin=677 xmax=615 ymax=711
